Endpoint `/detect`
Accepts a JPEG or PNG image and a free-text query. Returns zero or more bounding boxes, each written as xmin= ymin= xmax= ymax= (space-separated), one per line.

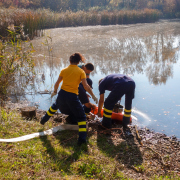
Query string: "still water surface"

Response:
xmin=25 ymin=19 xmax=180 ymax=139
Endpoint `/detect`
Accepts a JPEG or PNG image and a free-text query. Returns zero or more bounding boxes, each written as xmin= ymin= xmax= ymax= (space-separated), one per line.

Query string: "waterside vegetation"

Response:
xmin=0 ymin=29 xmax=35 ymax=104
xmin=0 ymin=8 xmax=160 ymax=39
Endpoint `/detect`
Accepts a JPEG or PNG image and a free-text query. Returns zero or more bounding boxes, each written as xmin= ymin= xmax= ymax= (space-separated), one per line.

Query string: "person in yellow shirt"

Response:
xmin=40 ymin=52 xmax=98 ymax=145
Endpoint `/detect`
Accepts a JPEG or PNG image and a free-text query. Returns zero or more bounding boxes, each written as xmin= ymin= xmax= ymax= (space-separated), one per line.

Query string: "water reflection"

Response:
xmin=24 ymin=20 xmax=180 ymax=98
xmin=32 ymin=23 xmax=180 ymax=86
xmin=145 ymin=33 xmax=179 ymax=85
xmin=106 ymin=37 xmax=147 ymax=75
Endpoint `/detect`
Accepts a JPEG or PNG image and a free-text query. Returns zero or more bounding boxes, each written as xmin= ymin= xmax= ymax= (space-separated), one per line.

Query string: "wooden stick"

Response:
xmin=135 ymin=125 xmax=143 ymax=146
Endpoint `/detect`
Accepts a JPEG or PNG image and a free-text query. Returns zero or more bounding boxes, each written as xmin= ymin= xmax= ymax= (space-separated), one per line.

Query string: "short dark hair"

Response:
xmin=85 ymin=63 xmax=94 ymax=71
xmin=70 ymin=52 xmax=85 ymax=64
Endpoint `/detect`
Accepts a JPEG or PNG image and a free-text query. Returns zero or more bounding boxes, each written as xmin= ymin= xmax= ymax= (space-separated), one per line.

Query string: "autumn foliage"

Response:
xmin=0 ymin=0 xmax=179 ymax=18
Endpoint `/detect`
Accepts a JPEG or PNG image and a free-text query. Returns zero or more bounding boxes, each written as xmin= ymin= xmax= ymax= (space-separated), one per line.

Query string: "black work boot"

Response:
xmin=77 ymin=138 xmax=87 ymax=146
xmin=40 ymin=114 xmax=50 ymax=125
xmin=122 ymin=116 xmax=131 ymax=129
xmin=101 ymin=119 xmax=112 ymax=129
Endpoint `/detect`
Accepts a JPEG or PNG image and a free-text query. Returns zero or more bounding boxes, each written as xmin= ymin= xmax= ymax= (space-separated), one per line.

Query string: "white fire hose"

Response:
xmin=0 ymin=124 xmax=79 ymax=143
xmin=0 ymin=111 xmax=137 ymax=143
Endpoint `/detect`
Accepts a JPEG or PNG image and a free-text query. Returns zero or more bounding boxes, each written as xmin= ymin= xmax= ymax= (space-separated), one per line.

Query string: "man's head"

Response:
xmin=84 ymin=63 xmax=94 ymax=75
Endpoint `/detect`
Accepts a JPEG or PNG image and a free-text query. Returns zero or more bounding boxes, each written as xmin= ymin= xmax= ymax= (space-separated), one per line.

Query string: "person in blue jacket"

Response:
xmin=78 ymin=63 xmax=96 ymax=115
xmin=78 ymin=63 xmax=93 ymax=79
xmin=97 ymin=74 xmax=136 ymax=130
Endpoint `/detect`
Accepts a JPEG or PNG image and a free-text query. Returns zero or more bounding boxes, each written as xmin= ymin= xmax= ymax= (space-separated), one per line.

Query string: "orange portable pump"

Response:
xmin=90 ymin=106 xmax=132 ymax=123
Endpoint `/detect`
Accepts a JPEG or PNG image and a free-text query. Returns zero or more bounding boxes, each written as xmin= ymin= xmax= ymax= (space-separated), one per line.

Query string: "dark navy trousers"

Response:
xmin=56 ymin=89 xmax=87 ymax=142
xmin=78 ymin=78 xmax=92 ymax=115
xmin=102 ymin=81 xmax=135 ymax=128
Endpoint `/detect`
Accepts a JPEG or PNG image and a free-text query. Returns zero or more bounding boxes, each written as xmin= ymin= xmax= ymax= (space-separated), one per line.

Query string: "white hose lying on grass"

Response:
xmin=0 ymin=124 xmax=79 ymax=143
xmin=0 ymin=113 xmax=138 ymax=143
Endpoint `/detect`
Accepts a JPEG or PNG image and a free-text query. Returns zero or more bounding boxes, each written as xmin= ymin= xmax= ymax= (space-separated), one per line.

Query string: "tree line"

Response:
xmin=0 ymin=0 xmax=180 ymax=17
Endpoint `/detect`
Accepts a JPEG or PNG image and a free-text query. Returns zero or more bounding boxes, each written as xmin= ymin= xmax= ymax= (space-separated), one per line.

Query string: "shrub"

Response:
xmin=0 ymin=28 xmax=35 ymax=105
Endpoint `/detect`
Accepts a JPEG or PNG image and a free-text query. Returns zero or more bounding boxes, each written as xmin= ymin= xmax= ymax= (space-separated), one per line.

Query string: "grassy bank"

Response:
xmin=0 ymin=107 xmax=179 ymax=179
xmin=0 ymin=8 xmax=160 ymax=39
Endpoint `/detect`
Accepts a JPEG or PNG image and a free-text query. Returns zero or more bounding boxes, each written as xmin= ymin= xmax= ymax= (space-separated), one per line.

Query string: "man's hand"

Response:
xmin=92 ymin=95 xmax=98 ymax=104
xmin=51 ymin=92 xmax=57 ymax=98
xmin=91 ymin=104 xmax=97 ymax=109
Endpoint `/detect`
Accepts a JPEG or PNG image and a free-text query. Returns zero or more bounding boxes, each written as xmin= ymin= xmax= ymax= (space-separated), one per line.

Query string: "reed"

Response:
xmin=0 ymin=8 xmax=57 ymax=39
xmin=0 ymin=8 xmax=160 ymax=40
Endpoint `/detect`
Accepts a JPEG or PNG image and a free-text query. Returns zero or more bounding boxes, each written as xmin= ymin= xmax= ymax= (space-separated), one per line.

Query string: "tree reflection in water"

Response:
xmin=97 ymin=33 xmax=179 ymax=85
xmin=27 ymin=21 xmax=180 ymax=94
xmin=145 ymin=33 xmax=179 ymax=85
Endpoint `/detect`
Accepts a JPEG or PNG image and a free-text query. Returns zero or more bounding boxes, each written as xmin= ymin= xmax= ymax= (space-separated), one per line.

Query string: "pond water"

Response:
xmin=24 ymin=19 xmax=180 ymax=139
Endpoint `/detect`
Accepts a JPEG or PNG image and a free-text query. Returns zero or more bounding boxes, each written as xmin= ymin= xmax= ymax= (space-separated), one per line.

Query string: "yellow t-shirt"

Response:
xmin=60 ymin=65 xmax=86 ymax=95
